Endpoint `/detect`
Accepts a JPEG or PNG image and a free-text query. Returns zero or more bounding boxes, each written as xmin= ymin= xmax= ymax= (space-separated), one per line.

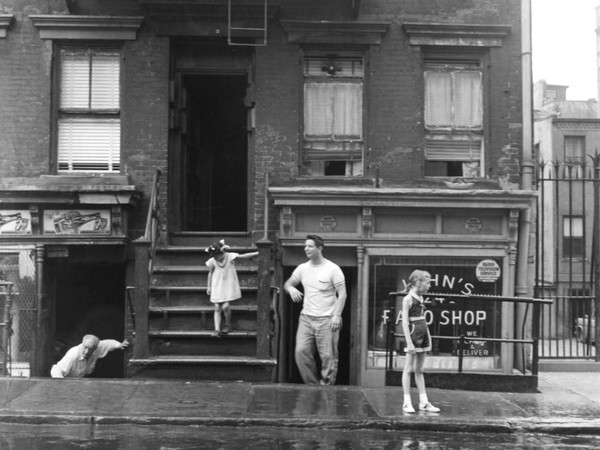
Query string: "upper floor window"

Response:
xmin=424 ymin=59 xmax=483 ymax=178
xmin=57 ymin=47 xmax=121 ymax=173
xmin=563 ymin=216 xmax=584 ymax=259
xmin=302 ymin=52 xmax=364 ymax=176
xmin=564 ymin=136 xmax=585 ymax=164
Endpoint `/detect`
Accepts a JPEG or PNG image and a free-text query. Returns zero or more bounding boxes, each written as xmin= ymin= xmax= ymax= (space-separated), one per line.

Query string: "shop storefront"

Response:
xmin=271 ymin=185 xmax=536 ymax=387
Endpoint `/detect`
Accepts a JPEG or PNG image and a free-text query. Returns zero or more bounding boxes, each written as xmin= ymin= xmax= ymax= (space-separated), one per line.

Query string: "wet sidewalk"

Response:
xmin=0 ymin=372 xmax=599 ymax=435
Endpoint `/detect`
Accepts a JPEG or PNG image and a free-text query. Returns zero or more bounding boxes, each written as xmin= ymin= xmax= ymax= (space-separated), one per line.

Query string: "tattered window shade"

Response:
xmin=58 ymin=49 xmax=120 ymax=173
xmin=302 ymin=54 xmax=364 ymax=176
xmin=425 ymin=70 xmax=482 ymax=128
xmin=58 ymin=118 xmax=120 ymax=172
xmin=304 ymin=82 xmax=362 ymax=139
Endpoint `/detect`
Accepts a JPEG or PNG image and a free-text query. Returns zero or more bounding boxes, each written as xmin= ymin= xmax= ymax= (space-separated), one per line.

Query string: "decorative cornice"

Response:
xmin=0 ymin=14 xmax=14 ymax=39
xmin=281 ymin=20 xmax=389 ymax=45
xmin=403 ymin=22 xmax=511 ymax=47
xmin=269 ymin=186 xmax=535 ymax=210
xmin=30 ymin=15 xmax=144 ymax=40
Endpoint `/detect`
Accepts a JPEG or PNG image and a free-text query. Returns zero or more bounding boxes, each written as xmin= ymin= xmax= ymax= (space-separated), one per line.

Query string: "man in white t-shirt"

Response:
xmin=284 ymin=234 xmax=346 ymax=385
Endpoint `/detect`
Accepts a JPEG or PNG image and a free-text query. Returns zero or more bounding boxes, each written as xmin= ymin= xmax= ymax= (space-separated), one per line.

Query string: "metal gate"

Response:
xmin=535 ymin=159 xmax=598 ymax=359
xmin=0 ymin=247 xmax=37 ymax=376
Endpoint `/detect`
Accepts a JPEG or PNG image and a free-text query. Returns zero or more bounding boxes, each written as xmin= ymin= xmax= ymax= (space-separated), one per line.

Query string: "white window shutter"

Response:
xmin=58 ymin=118 xmax=121 ymax=172
xmin=61 ymin=54 xmax=90 ymax=109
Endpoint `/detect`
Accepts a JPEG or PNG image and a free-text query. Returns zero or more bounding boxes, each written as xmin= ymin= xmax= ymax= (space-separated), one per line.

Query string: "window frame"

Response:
xmin=300 ymin=48 xmax=366 ymax=177
xmin=562 ymin=215 xmax=584 ymax=259
xmin=52 ymin=44 xmax=123 ymax=174
xmin=422 ymin=53 xmax=486 ymax=178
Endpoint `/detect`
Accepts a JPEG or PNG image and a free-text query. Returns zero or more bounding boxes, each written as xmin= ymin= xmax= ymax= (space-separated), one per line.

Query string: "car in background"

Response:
xmin=575 ymin=314 xmax=596 ymax=344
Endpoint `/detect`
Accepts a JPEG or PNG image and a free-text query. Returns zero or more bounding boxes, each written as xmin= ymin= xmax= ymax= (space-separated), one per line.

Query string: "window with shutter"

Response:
xmin=57 ymin=48 xmax=121 ymax=173
xmin=424 ymin=59 xmax=483 ymax=177
xmin=563 ymin=216 xmax=584 ymax=259
xmin=302 ymin=52 xmax=364 ymax=176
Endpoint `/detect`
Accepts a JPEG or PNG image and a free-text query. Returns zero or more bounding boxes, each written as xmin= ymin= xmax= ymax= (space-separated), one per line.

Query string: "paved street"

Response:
xmin=0 ymin=372 xmax=599 ymax=435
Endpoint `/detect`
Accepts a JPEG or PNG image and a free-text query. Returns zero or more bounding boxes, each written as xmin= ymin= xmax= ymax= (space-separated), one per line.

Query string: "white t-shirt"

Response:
xmin=290 ymin=259 xmax=345 ymax=316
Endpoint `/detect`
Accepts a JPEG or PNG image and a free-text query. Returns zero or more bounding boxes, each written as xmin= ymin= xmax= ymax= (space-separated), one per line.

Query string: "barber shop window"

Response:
xmin=424 ymin=59 xmax=483 ymax=178
xmin=56 ymin=47 xmax=121 ymax=173
xmin=301 ymin=52 xmax=364 ymax=176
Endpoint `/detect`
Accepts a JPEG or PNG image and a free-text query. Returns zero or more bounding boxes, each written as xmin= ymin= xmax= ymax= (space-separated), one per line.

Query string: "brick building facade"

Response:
xmin=0 ymin=0 xmax=536 ymax=388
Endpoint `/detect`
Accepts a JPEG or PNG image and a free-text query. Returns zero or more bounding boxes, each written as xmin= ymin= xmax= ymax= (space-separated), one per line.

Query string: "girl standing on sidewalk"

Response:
xmin=205 ymin=240 xmax=258 ymax=337
xmin=401 ymin=269 xmax=440 ymax=414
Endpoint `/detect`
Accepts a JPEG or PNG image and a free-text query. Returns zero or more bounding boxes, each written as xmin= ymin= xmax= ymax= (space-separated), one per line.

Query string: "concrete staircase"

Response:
xmin=129 ymin=237 xmax=277 ymax=381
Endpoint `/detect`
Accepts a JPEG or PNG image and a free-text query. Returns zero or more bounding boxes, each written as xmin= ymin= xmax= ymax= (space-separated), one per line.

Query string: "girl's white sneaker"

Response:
xmin=402 ymin=404 xmax=416 ymax=414
xmin=419 ymin=402 xmax=440 ymax=413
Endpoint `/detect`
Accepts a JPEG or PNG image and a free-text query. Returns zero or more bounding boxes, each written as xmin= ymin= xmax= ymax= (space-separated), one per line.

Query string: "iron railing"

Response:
xmin=385 ymin=292 xmax=552 ymax=375
xmin=535 ymin=158 xmax=600 ymax=359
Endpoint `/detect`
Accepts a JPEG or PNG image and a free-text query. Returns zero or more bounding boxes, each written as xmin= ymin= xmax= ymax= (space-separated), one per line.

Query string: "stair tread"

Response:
xmin=157 ymin=245 xmax=258 ymax=252
xmin=149 ymin=330 xmax=257 ymax=337
xmin=151 ymin=286 xmax=257 ymax=292
xmin=130 ymin=355 xmax=275 ymax=365
xmin=150 ymin=305 xmax=256 ymax=313
xmin=153 ymin=265 xmax=257 ymax=273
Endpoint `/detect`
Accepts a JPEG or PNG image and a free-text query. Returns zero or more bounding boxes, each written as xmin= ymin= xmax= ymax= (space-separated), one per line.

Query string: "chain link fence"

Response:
xmin=0 ymin=247 xmax=36 ymax=377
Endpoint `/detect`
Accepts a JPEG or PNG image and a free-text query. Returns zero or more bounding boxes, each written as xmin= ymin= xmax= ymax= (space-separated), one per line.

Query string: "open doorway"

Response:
xmin=49 ymin=260 xmax=126 ymax=378
xmin=178 ymin=74 xmax=249 ymax=232
xmin=280 ymin=267 xmax=353 ymax=385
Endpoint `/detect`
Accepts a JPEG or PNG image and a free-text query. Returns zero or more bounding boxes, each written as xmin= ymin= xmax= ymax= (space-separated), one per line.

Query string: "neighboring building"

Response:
xmin=534 ymin=80 xmax=600 ymax=354
xmin=0 ymin=0 xmax=535 ymax=387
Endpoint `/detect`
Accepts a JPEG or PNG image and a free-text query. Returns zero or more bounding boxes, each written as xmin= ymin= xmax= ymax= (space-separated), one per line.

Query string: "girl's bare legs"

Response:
xmin=213 ymin=303 xmax=223 ymax=336
xmin=414 ymin=352 xmax=440 ymax=412
xmin=402 ymin=352 xmax=416 ymax=412
xmin=222 ymin=302 xmax=232 ymax=333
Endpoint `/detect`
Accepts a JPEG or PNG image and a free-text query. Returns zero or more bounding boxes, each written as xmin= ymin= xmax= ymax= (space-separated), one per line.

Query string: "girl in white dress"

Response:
xmin=205 ymin=240 xmax=258 ymax=337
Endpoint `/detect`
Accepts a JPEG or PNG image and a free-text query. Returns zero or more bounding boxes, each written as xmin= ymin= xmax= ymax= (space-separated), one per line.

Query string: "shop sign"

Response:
xmin=320 ymin=215 xmax=337 ymax=231
xmin=43 ymin=210 xmax=111 ymax=235
xmin=0 ymin=210 xmax=32 ymax=234
xmin=465 ymin=217 xmax=482 ymax=233
xmin=476 ymin=259 xmax=501 ymax=283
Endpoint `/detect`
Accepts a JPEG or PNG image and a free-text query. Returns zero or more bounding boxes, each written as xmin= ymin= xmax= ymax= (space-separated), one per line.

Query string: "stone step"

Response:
xmin=149 ymin=305 xmax=257 ymax=314
xmin=128 ymin=355 xmax=276 ymax=381
xmin=150 ymin=331 xmax=258 ymax=356
xmin=154 ymin=245 xmax=259 ymax=265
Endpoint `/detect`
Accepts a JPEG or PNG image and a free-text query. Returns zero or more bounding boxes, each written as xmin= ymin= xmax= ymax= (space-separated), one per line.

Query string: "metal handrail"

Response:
xmin=143 ymin=169 xmax=162 ymax=272
xmin=385 ymin=291 xmax=552 ymax=376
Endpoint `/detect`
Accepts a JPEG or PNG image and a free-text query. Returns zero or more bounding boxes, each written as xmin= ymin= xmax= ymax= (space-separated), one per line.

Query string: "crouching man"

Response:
xmin=50 ymin=334 xmax=129 ymax=378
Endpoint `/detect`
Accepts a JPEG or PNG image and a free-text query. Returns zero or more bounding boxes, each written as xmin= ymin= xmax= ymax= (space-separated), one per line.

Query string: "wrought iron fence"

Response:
xmin=535 ymin=159 xmax=598 ymax=359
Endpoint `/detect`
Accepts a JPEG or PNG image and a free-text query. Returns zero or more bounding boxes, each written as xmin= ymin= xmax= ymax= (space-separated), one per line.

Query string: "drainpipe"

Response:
xmin=521 ymin=0 xmax=534 ymax=191
xmin=515 ymin=0 xmax=535 ymax=373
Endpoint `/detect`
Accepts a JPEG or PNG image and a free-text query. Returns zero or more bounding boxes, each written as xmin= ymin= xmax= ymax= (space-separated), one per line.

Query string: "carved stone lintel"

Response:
xmin=362 ymin=207 xmax=372 ymax=238
xmin=282 ymin=206 xmax=292 ymax=237
xmin=111 ymin=205 xmax=122 ymax=236
xmin=29 ymin=206 xmax=40 ymax=235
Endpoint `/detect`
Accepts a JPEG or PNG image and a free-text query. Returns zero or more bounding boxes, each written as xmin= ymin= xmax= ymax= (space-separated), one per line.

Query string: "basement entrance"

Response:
xmin=173 ymin=72 xmax=248 ymax=232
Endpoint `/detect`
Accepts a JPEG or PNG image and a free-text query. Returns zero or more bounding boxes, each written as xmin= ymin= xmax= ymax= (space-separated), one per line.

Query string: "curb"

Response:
xmin=0 ymin=413 xmax=588 ymax=435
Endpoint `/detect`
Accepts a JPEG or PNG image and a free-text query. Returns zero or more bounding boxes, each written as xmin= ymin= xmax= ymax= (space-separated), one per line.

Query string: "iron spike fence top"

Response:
xmin=387 ymin=291 xmax=552 ymax=305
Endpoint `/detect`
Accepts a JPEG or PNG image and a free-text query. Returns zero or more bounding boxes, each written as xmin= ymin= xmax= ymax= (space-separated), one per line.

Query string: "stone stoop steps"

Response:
xmin=128 ymin=242 xmax=276 ymax=381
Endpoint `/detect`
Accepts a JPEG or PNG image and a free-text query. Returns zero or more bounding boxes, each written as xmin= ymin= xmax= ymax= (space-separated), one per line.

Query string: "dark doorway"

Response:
xmin=282 ymin=267 xmax=353 ymax=386
xmin=180 ymin=74 xmax=248 ymax=232
xmin=50 ymin=260 xmax=126 ymax=378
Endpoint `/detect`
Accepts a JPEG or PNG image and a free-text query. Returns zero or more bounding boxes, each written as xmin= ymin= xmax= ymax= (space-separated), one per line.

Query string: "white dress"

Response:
xmin=206 ymin=253 xmax=241 ymax=303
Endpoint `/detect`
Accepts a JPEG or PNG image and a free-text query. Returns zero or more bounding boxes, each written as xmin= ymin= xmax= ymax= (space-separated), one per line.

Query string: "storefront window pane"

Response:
xmin=368 ymin=256 xmax=503 ymax=370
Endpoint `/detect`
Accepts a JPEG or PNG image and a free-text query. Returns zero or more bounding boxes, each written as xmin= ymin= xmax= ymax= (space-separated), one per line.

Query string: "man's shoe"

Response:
xmin=419 ymin=402 xmax=440 ymax=413
xmin=211 ymin=330 xmax=222 ymax=338
xmin=402 ymin=404 xmax=416 ymax=414
xmin=221 ymin=325 xmax=230 ymax=334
